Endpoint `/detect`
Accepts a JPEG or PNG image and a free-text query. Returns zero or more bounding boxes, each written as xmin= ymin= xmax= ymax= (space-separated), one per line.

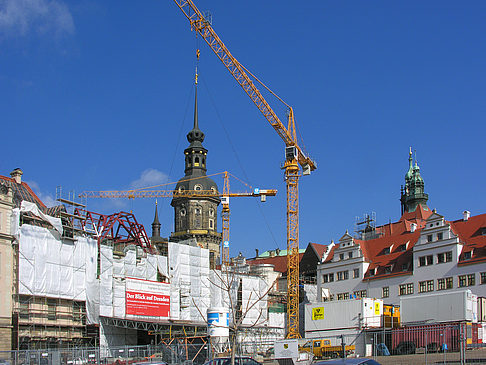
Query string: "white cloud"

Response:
xmin=26 ymin=180 xmax=57 ymax=208
xmin=130 ymin=169 xmax=169 ymax=189
xmin=0 ymin=0 xmax=74 ymax=37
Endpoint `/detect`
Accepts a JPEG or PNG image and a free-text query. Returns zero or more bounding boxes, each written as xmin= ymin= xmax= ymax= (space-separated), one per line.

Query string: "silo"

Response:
xmin=207 ymin=307 xmax=230 ymax=354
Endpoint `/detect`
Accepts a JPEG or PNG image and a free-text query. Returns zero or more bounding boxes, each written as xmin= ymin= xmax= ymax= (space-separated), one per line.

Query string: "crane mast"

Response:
xmin=173 ymin=0 xmax=317 ymax=338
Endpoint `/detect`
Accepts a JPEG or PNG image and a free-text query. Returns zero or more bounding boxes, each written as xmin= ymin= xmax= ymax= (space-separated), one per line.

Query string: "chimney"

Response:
xmin=10 ymin=168 xmax=23 ymax=184
xmin=410 ymin=223 xmax=417 ymax=233
xmin=463 ymin=210 xmax=470 ymax=221
xmin=276 ymin=248 xmax=281 ymax=256
xmin=269 ymin=250 xmax=275 ymax=257
xmin=255 ymin=248 xmax=259 ymax=257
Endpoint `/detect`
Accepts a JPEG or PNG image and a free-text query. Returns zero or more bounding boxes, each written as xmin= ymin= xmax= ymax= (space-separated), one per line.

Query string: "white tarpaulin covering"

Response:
xmin=99 ymin=244 xmax=166 ymax=320
xmin=168 ymin=241 xmax=210 ymax=322
xmin=20 ymin=201 xmax=63 ymax=235
xmin=209 ymin=269 xmax=269 ymax=327
xmin=17 ymin=224 xmax=97 ymax=301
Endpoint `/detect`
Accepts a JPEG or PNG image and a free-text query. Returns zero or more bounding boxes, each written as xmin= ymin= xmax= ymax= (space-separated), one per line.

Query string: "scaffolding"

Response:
xmin=12 ymin=188 xmax=98 ymax=349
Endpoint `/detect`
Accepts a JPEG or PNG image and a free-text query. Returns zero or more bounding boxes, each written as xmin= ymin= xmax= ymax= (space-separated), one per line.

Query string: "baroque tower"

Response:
xmin=400 ymin=148 xmax=429 ymax=214
xmin=170 ymin=83 xmax=221 ymax=268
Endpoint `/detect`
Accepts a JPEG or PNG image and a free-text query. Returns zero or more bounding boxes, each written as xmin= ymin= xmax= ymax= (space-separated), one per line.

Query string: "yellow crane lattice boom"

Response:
xmin=173 ymin=0 xmax=317 ymax=338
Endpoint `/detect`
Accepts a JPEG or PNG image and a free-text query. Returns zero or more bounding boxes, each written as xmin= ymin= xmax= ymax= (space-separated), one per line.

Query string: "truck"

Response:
xmin=301 ymin=339 xmax=355 ymax=359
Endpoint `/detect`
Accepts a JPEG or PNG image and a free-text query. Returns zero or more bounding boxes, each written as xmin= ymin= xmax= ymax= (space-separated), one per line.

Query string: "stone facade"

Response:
xmin=0 ymin=183 xmax=14 ymax=351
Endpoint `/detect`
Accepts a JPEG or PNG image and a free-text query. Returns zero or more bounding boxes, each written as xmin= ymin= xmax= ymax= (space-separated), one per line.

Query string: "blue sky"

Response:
xmin=1 ymin=0 xmax=485 ymax=259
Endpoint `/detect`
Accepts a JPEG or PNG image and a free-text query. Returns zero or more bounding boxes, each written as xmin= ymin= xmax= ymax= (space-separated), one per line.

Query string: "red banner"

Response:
xmin=125 ymin=278 xmax=170 ymax=317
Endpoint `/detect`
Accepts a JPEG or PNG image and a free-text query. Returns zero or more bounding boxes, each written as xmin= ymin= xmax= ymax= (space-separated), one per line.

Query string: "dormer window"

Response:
xmin=369 ymin=268 xmax=375 ymax=276
xmin=383 ymin=247 xmax=391 ymax=255
xmin=384 ymin=266 xmax=392 ymax=274
xmin=464 ymin=251 xmax=472 ymax=260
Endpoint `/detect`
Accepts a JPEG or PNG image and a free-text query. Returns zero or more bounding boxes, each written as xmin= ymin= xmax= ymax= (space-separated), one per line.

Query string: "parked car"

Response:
xmin=314 ymin=359 xmax=382 ymax=365
xmin=203 ymin=357 xmax=262 ymax=365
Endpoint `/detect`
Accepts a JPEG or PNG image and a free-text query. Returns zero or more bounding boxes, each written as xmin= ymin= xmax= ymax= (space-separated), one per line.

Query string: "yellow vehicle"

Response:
xmin=301 ymin=339 xmax=355 ymax=359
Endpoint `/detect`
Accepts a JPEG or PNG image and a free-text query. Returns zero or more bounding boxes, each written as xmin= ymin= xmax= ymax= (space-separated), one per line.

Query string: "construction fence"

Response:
xmin=0 ymin=339 xmax=275 ymax=365
xmin=367 ymin=323 xmax=486 ymax=365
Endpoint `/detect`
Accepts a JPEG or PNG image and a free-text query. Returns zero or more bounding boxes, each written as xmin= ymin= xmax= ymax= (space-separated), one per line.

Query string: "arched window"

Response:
xmin=194 ymin=156 xmax=200 ymax=166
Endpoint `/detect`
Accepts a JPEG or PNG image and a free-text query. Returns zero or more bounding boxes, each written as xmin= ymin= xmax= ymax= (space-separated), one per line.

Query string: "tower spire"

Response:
xmin=152 ymin=200 xmax=161 ymax=238
xmin=401 ymin=148 xmax=429 ymax=214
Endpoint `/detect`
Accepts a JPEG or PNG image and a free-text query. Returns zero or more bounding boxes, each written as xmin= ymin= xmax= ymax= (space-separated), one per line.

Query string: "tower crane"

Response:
xmin=173 ymin=0 xmax=317 ymax=338
xmin=79 ymin=171 xmax=276 ymax=266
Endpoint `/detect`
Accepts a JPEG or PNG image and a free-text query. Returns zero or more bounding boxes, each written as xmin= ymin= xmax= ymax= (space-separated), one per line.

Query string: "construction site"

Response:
xmin=1 ymin=1 xmax=486 ymax=365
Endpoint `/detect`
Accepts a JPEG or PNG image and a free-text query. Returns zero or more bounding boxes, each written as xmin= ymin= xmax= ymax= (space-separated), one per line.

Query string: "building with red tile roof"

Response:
xmin=317 ymin=150 xmax=486 ymax=307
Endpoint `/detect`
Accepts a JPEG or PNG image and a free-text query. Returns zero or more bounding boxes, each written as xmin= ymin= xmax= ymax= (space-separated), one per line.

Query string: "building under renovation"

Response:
xmin=0 ymin=85 xmax=287 ymax=351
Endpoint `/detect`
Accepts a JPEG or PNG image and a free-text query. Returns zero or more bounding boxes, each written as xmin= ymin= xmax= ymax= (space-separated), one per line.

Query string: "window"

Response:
xmin=209 ymin=208 xmax=214 ymax=217
xmin=322 ymin=274 xmax=329 ymax=283
xmin=383 ymin=247 xmax=390 ymax=255
xmin=437 ymin=252 xmax=445 ymax=263
xmin=446 ymin=252 xmax=452 ymax=262
xmin=329 ymin=273 xmax=334 ymax=282
xmin=418 ymin=280 xmax=434 ymax=293
xmin=195 ymin=207 xmax=201 ymax=216
xmin=337 ymin=293 xmax=349 ymax=301
xmin=459 ymin=275 xmax=467 ymax=287
xmin=464 ymin=251 xmax=472 ymax=260
xmin=337 ymin=271 xmax=348 ymax=281
xmin=353 ymin=290 xmax=366 ymax=299
xmin=339 ymin=253 xmax=344 ymax=260
xmin=399 ymin=283 xmax=414 ymax=296
xmin=401 ymin=263 xmax=408 ymax=271
xmin=194 ymin=156 xmax=200 ymax=166
xmin=382 ymin=287 xmax=389 ymax=298
xmin=419 ymin=255 xmax=433 ymax=267
xmin=384 ymin=266 xmax=392 ymax=274
xmin=353 ymin=268 xmax=360 ymax=279
xmin=457 ymin=274 xmax=474 ymax=287
xmin=427 ymin=234 xmax=433 ymax=242
xmin=438 ymin=277 xmax=453 ymax=290
xmin=180 ymin=208 xmax=186 ymax=216
xmin=47 ymin=299 xmax=57 ymax=320
xmin=398 ymin=244 xmax=407 ymax=252
xmin=481 ymin=272 xmax=486 ymax=285
xmin=194 ymin=184 xmax=202 ymax=191
xmin=437 ymin=232 xmax=443 ymax=240
xmin=419 ymin=281 xmax=426 ymax=293
xmin=369 ymin=268 xmax=375 ymax=276
xmin=209 ymin=219 xmax=214 ymax=229
xmin=348 ymin=251 xmax=353 ymax=259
